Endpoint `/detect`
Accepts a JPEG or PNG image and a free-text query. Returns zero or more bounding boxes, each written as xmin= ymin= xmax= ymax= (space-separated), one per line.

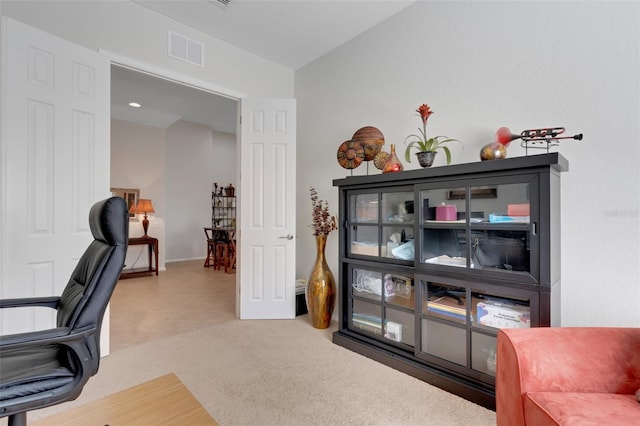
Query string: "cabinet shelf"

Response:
xmin=333 ymin=153 xmax=566 ymax=409
xmin=469 ymin=222 xmax=530 ymax=231
xmin=211 ymin=193 xmax=236 ymax=228
xmin=423 ymin=220 xmax=468 ymax=225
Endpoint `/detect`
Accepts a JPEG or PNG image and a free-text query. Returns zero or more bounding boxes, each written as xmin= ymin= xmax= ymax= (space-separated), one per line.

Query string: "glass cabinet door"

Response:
xmin=384 ymin=273 xmax=415 ymax=346
xmin=418 ymin=175 xmax=538 ymax=283
xmin=418 ymin=275 xmax=536 ymax=381
xmin=469 ymin=290 xmax=533 ymax=377
xmin=351 ymin=193 xmax=378 ymax=223
xmin=349 ymin=266 xmax=415 ymax=348
xmin=420 ymin=280 xmax=468 ymax=367
xmin=349 ymin=193 xmax=380 ymax=256
xmin=469 ymin=180 xmax=533 ymax=276
xmin=419 ymin=185 xmax=470 ymax=267
xmin=347 ymin=189 xmax=414 ymax=262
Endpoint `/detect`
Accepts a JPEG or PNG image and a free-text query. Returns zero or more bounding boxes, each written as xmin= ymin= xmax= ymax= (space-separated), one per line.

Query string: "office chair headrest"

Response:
xmin=89 ymin=197 xmax=128 ymax=247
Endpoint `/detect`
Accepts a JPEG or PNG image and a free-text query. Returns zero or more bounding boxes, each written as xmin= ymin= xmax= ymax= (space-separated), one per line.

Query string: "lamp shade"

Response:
xmin=131 ymin=199 xmax=155 ymax=214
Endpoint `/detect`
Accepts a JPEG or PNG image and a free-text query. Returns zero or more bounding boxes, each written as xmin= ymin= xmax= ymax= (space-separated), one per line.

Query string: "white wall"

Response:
xmin=1 ymin=0 xmax=289 ymax=264
xmin=111 ymin=119 xmax=167 ymax=271
xmin=295 ymin=1 xmax=640 ymax=326
xmin=4 ymin=0 xmax=638 ymax=326
xmin=165 ymin=120 xmax=236 ymax=262
xmin=1 ymin=1 xmax=293 ymax=98
xmin=111 ymin=119 xmax=236 ymax=263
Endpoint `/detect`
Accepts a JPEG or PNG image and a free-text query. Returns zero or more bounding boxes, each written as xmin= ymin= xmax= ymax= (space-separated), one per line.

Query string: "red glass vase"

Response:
xmin=383 ymin=144 xmax=404 ymax=173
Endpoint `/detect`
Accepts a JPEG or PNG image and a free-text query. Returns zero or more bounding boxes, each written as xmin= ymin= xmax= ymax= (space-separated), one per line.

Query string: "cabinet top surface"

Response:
xmin=333 ymin=153 xmax=568 ymax=187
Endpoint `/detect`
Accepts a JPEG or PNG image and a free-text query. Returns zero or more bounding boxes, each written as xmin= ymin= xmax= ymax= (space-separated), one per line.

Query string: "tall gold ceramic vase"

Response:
xmin=306 ymin=235 xmax=336 ymax=329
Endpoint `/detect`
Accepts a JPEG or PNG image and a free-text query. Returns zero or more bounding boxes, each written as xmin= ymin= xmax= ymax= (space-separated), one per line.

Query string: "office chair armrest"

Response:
xmin=0 ymin=326 xmax=73 ymax=347
xmin=0 ymin=325 xmax=95 ymax=349
xmin=0 ymin=296 xmax=61 ymax=309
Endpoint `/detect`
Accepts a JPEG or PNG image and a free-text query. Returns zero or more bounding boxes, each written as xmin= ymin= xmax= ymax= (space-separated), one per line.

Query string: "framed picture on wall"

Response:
xmin=111 ymin=187 xmax=139 ymax=218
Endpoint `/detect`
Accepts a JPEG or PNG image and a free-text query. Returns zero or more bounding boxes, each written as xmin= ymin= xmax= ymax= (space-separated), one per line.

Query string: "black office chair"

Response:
xmin=0 ymin=197 xmax=128 ymax=426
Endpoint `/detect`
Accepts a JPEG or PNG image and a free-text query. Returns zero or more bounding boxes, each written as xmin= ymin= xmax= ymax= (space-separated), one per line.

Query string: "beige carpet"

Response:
xmin=4 ymin=261 xmax=496 ymax=425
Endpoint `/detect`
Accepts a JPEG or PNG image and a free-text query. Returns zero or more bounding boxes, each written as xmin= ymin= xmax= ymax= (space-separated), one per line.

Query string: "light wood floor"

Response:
xmin=31 ymin=373 xmax=218 ymax=426
xmin=110 ymin=259 xmax=236 ymax=352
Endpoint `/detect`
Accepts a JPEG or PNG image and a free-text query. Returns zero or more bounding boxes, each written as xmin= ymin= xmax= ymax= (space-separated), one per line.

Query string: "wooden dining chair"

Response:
xmin=213 ymin=230 xmax=235 ymax=273
xmin=203 ymin=227 xmax=217 ymax=268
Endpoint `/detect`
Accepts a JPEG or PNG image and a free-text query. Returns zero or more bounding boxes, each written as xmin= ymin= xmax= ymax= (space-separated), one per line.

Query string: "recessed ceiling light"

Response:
xmin=128 ymin=102 xmax=142 ymax=108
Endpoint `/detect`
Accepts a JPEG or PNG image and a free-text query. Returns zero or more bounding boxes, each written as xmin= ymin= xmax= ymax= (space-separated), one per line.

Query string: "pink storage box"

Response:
xmin=507 ymin=203 xmax=530 ymax=216
xmin=435 ymin=204 xmax=457 ymax=221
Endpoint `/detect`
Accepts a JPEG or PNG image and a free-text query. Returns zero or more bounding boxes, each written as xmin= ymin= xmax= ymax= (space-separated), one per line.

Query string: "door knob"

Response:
xmin=279 ymin=234 xmax=294 ymax=240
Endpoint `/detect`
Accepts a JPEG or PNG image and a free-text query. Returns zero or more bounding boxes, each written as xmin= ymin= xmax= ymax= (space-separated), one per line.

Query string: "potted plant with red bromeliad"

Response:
xmin=404 ymin=103 xmax=461 ymax=167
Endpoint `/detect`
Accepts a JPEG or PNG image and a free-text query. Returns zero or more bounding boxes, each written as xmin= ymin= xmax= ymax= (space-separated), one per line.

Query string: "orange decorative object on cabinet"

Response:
xmin=383 ymin=144 xmax=404 ymax=173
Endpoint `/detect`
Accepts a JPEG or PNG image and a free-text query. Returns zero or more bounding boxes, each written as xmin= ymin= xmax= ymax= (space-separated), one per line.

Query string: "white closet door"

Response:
xmin=238 ymin=98 xmax=296 ymax=319
xmin=0 ymin=18 xmax=110 ymax=336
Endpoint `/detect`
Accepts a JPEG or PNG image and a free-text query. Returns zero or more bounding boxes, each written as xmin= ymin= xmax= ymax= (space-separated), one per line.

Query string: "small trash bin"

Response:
xmin=295 ymin=279 xmax=307 ymax=316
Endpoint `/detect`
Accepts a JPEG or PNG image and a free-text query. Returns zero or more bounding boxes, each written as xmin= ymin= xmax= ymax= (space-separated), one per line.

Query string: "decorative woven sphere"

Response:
xmin=373 ymin=151 xmax=390 ymax=170
xmin=352 ymin=126 xmax=385 ymax=161
xmin=337 ymin=140 xmax=365 ymax=169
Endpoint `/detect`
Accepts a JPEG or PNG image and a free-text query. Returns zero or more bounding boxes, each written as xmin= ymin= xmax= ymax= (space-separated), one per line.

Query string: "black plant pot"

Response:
xmin=416 ymin=151 xmax=437 ymax=168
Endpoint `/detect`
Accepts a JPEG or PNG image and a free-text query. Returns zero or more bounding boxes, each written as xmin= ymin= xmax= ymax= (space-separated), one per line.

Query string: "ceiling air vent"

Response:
xmin=208 ymin=0 xmax=231 ymax=10
xmin=168 ymin=31 xmax=204 ymax=67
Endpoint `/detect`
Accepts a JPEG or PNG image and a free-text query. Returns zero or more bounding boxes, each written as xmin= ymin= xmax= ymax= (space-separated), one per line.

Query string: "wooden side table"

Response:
xmin=120 ymin=236 xmax=159 ymax=279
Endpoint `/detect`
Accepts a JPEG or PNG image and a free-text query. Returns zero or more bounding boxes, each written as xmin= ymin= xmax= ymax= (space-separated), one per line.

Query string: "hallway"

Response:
xmin=110 ymin=260 xmax=236 ymax=352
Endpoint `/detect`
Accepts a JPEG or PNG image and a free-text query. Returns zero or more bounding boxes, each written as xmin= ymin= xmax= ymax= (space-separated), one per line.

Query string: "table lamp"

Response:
xmin=130 ymin=199 xmax=155 ymax=237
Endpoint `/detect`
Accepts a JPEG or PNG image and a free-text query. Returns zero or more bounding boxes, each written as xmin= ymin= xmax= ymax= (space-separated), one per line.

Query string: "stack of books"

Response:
xmin=488 ymin=213 xmax=530 ymax=223
xmin=351 ymin=313 xmax=382 ymax=335
xmin=426 ymin=296 xmax=466 ymax=322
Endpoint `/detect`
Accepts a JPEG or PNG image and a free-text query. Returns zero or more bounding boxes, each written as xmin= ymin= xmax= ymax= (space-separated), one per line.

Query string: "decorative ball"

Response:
xmin=336 ymin=140 xmax=365 ymax=169
xmin=352 ymin=126 xmax=385 ymax=161
xmin=480 ymin=142 xmax=507 ymax=161
xmin=373 ymin=151 xmax=390 ymax=170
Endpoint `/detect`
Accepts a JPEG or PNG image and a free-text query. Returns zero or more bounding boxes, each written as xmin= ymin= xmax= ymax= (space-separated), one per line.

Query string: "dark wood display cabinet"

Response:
xmin=332 ymin=153 xmax=568 ymax=409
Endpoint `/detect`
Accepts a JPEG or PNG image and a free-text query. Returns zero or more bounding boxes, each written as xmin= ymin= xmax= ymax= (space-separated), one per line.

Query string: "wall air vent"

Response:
xmin=168 ymin=31 xmax=204 ymax=67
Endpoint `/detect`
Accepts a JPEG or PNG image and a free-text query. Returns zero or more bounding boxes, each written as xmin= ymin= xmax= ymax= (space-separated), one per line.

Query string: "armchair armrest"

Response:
xmin=0 ymin=296 xmax=61 ymax=309
xmin=497 ymin=327 xmax=640 ymax=426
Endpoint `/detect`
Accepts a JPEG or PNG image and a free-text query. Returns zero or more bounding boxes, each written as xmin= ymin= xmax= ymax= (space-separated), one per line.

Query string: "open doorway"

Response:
xmin=108 ymin=58 xmax=298 ymax=322
xmin=109 ymin=64 xmax=239 ymax=350
xmin=110 ymin=64 xmax=238 ymax=267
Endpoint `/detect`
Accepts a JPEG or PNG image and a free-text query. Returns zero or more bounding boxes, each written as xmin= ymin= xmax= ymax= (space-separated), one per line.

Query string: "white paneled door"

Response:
xmin=238 ymin=98 xmax=296 ymax=319
xmin=0 ymin=18 xmax=110 ymax=335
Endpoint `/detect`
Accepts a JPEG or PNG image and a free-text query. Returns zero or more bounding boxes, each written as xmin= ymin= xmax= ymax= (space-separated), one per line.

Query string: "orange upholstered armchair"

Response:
xmin=496 ymin=327 xmax=640 ymax=426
